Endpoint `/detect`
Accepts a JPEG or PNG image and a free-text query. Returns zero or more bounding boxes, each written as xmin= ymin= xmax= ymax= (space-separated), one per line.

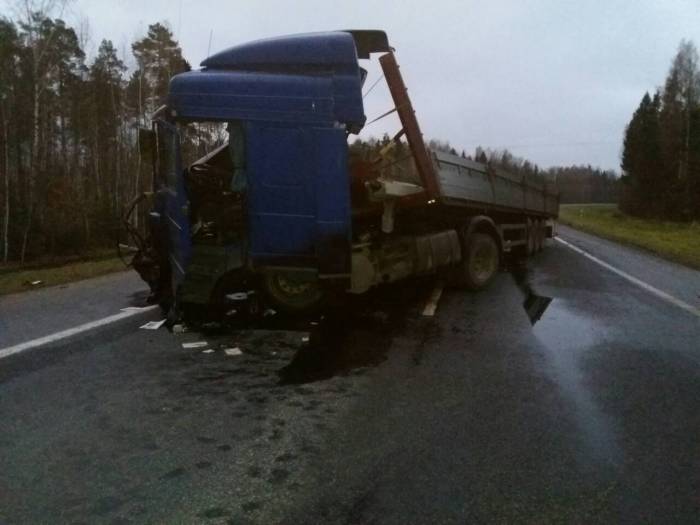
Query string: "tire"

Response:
xmin=462 ymin=232 xmax=500 ymax=291
xmin=262 ymin=271 xmax=324 ymax=314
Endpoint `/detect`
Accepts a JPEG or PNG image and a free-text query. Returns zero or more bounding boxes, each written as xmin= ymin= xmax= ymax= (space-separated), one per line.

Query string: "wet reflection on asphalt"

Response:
xmin=514 ymin=261 xmax=622 ymax=468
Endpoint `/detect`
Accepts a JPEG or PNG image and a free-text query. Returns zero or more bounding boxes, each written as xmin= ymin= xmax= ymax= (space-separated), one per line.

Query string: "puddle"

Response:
xmin=510 ymin=261 xmax=621 ymax=466
xmin=516 ymin=266 xmax=621 ymax=468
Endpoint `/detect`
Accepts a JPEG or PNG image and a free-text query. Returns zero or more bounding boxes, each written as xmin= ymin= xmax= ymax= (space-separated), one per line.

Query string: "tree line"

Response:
xmin=0 ymin=4 xmax=188 ymax=265
xmin=620 ymin=40 xmax=700 ymax=220
xmin=351 ymin=136 xmax=618 ymax=204
xmin=547 ymin=165 xmax=618 ymax=204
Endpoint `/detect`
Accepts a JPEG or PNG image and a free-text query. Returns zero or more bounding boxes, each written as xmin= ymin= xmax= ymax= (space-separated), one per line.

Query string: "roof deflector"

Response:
xmin=343 ymin=30 xmax=392 ymax=58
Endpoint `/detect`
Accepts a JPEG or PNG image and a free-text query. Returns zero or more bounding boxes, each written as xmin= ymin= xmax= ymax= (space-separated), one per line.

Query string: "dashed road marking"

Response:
xmin=422 ymin=281 xmax=444 ymax=317
xmin=0 ymin=306 xmax=158 ymax=360
xmin=555 ymin=236 xmax=700 ymax=319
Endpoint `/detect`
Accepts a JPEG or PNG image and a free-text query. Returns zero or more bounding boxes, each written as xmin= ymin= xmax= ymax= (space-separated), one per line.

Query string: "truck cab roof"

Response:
xmin=167 ymin=30 xmax=389 ymax=132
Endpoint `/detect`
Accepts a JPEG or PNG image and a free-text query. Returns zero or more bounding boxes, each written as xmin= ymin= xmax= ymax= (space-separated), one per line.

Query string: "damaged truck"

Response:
xmin=125 ymin=30 xmax=558 ymax=320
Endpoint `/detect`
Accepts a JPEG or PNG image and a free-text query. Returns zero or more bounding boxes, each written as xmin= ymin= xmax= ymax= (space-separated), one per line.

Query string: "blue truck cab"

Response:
xmin=130 ymin=29 xmax=556 ymax=319
xmin=142 ymin=31 xmax=392 ymax=315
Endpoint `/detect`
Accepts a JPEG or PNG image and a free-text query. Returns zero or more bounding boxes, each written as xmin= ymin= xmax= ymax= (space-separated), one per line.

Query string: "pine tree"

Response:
xmin=621 ymin=92 xmax=663 ymax=216
xmin=130 ymin=22 xmax=190 ymax=121
xmin=688 ymin=105 xmax=700 ymax=218
xmin=659 ymin=40 xmax=700 ymax=219
xmin=89 ymin=40 xmax=126 ymax=217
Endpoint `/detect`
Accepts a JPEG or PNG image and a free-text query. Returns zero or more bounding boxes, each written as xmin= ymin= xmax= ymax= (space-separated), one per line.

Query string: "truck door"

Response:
xmin=246 ymin=123 xmax=316 ymax=268
xmin=155 ymin=120 xmax=191 ymax=291
xmin=245 ymin=122 xmax=351 ymax=274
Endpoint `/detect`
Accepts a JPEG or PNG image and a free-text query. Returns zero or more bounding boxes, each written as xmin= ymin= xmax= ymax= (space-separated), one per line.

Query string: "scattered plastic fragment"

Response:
xmin=172 ymin=324 xmax=186 ymax=333
xmin=224 ymin=347 xmax=243 ymax=356
xmin=202 ymin=349 xmax=215 ymax=354
xmin=140 ymin=319 xmax=167 ymax=330
xmin=263 ymin=308 xmax=277 ymax=317
xmin=182 ymin=341 xmax=208 ymax=349
xmin=226 ymin=292 xmax=248 ymax=301
xmin=24 ymin=280 xmax=43 ymax=287
xmin=301 ymin=336 xmax=310 ymax=343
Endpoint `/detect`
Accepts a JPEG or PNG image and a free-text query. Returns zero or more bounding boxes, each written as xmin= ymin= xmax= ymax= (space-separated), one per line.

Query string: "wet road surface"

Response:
xmin=1 ymin=232 xmax=699 ymax=523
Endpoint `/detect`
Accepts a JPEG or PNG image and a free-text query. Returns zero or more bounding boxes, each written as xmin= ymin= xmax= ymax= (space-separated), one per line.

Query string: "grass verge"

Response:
xmin=0 ymin=256 xmax=129 ymax=296
xmin=559 ymin=203 xmax=700 ymax=270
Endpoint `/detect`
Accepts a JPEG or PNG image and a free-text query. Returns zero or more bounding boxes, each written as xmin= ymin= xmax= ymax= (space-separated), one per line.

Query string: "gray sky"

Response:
xmin=64 ymin=0 xmax=700 ymax=171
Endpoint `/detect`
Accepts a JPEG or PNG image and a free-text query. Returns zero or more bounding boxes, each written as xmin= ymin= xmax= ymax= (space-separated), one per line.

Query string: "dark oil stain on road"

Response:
xmin=511 ymin=261 xmax=553 ymax=325
xmin=178 ymin=266 xmax=555 ymax=388
xmin=278 ymin=278 xmax=434 ymax=384
xmin=175 ymin=266 xmax=554 ymax=390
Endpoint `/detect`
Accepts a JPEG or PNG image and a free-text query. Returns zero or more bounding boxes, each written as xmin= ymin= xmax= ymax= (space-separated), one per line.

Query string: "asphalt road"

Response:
xmin=0 ymin=270 xmax=148 ymax=349
xmin=1 ymin=228 xmax=699 ymax=524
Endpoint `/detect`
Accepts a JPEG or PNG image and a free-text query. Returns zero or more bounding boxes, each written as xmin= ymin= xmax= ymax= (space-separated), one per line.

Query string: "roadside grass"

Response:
xmin=0 ymin=255 xmax=129 ymax=296
xmin=559 ymin=203 xmax=700 ymax=270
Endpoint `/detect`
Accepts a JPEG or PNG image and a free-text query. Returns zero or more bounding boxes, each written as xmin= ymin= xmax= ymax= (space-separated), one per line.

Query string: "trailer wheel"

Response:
xmin=262 ymin=271 xmax=323 ymax=313
xmin=463 ymin=232 xmax=500 ymax=290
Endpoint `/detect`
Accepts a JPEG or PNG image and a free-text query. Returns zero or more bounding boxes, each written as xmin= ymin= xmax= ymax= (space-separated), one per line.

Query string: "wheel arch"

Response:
xmin=464 ymin=215 xmax=503 ymax=253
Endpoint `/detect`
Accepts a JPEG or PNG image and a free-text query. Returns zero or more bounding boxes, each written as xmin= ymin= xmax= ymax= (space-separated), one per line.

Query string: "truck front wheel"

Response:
xmin=262 ymin=271 xmax=324 ymax=314
xmin=462 ymin=232 xmax=500 ymax=290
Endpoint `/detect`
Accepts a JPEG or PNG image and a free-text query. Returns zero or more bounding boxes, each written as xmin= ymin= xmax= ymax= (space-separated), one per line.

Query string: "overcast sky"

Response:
xmin=50 ymin=1 xmax=700 ymax=170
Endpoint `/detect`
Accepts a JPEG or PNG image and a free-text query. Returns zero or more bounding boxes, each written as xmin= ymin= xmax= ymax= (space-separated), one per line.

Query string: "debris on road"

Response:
xmin=140 ymin=319 xmax=167 ymax=330
xmin=422 ymin=281 xmax=444 ymax=317
xmin=223 ymin=347 xmax=243 ymax=356
xmin=121 ymin=306 xmax=151 ymax=312
xmin=172 ymin=324 xmax=187 ymax=333
xmin=201 ymin=349 xmax=214 ymax=354
xmin=24 ymin=280 xmax=44 ymax=287
xmin=182 ymin=341 xmax=208 ymax=349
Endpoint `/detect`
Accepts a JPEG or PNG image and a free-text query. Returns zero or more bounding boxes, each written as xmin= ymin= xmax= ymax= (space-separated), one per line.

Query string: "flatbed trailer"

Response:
xmin=127 ymin=30 xmax=558 ymax=318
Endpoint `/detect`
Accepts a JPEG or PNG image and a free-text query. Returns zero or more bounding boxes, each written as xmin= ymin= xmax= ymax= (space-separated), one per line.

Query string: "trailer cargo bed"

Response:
xmin=432 ymin=150 xmax=559 ymax=218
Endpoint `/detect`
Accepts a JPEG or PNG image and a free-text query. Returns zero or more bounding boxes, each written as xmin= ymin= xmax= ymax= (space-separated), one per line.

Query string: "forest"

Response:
xmin=0 ymin=4 xmax=189 ymax=265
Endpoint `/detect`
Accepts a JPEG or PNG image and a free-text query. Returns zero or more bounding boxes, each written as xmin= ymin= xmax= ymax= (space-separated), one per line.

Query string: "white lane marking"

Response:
xmin=555 ymin=236 xmax=700 ymax=319
xmin=0 ymin=305 xmax=158 ymax=360
xmin=422 ymin=281 xmax=444 ymax=317
xmin=182 ymin=341 xmax=208 ymax=349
